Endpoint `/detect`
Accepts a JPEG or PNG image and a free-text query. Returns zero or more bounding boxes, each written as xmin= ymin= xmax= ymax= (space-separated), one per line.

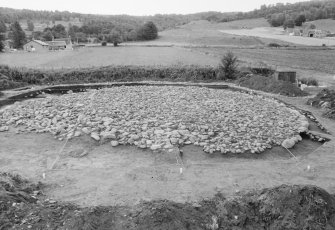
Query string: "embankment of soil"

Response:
xmin=237 ymin=75 xmax=308 ymax=97
xmin=1 ymin=172 xmax=334 ymax=230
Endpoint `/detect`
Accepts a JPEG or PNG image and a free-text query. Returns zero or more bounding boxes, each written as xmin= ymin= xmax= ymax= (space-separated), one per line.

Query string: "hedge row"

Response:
xmin=0 ymin=65 xmax=220 ymax=90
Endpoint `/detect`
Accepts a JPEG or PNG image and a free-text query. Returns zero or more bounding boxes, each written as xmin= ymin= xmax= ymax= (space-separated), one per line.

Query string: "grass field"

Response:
xmin=222 ymin=27 xmax=335 ymax=46
xmin=308 ymin=19 xmax=335 ymax=33
xmin=158 ymin=18 xmax=292 ymax=46
xmin=1 ymin=18 xmax=334 ymax=86
xmin=0 ymin=46 xmax=219 ymax=69
xmin=193 ymin=47 xmax=335 ymax=85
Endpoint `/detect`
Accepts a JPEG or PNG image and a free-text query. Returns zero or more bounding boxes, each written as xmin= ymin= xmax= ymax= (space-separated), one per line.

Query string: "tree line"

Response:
xmin=0 ymin=7 xmax=238 ymax=32
xmin=0 ymin=19 xmax=159 ymax=50
xmin=1 ymin=1 xmax=335 ymax=29
xmin=241 ymin=0 xmax=335 ymax=27
xmin=2 ymin=0 xmax=335 ymax=51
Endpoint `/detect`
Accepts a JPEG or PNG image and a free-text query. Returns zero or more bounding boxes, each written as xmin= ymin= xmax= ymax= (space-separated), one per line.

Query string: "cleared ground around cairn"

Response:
xmin=0 ymin=86 xmax=332 ymax=207
xmin=0 ymin=128 xmax=330 ymax=207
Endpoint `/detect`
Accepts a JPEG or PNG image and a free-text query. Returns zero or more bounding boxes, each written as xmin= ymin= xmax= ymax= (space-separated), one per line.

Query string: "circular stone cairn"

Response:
xmin=0 ymin=86 xmax=309 ymax=154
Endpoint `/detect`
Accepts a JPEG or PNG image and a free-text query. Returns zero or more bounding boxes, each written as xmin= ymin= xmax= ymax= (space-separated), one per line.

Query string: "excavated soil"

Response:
xmin=1 ymin=172 xmax=335 ymax=230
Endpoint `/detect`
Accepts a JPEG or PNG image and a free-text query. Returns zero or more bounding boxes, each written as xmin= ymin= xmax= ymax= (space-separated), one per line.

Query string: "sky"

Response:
xmin=1 ymin=0 xmax=303 ymax=16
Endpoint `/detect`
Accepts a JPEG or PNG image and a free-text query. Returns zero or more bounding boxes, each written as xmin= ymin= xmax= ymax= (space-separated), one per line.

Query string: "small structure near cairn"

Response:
xmin=274 ymin=71 xmax=297 ymax=85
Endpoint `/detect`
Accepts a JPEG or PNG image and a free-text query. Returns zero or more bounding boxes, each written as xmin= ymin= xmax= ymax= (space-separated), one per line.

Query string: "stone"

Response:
xmin=90 ymin=132 xmax=100 ymax=141
xmin=74 ymin=131 xmax=82 ymax=137
xmin=298 ymin=126 xmax=308 ymax=133
xmin=300 ymin=120 xmax=309 ymax=129
xmin=130 ymin=134 xmax=140 ymax=141
xmin=111 ymin=141 xmax=119 ymax=147
xmin=281 ymin=138 xmax=295 ymax=149
xmin=154 ymin=130 xmax=165 ymax=135
xmin=146 ymin=140 xmax=153 ymax=146
xmin=150 ymin=144 xmax=161 ymax=150
xmin=82 ymin=127 xmax=91 ymax=135
xmin=0 ymin=126 xmax=9 ymax=132
xmin=170 ymin=138 xmax=178 ymax=144
xmin=100 ymin=131 xmax=116 ymax=140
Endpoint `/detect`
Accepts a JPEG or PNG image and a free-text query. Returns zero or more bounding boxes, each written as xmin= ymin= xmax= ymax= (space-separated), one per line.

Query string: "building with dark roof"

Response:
xmin=48 ymin=38 xmax=73 ymax=50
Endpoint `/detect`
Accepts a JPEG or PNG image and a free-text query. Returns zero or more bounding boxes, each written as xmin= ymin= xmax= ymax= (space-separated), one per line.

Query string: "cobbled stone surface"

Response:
xmin=0 ymin=86 xmax=309 ymax=154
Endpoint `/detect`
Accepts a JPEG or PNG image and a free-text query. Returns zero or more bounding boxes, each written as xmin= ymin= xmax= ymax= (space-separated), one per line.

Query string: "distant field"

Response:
xmin=157 ymin=18 xmax=292 ymax=47
xmin=193 ymin=47 xmax=335 ymax=85
xmin=0 ymin=46 xmax=219 ymax=69
xmin=222 ymin=27 xmax=335 ymax=46
xmin=308 ymin=19 xmax=335 ymax=33
xmin=2 ymin=18 xmax=335 ymax=86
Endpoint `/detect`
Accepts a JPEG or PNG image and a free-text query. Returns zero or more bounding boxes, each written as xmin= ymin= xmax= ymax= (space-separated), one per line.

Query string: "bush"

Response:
xmin=300 ymin=78 xmax=319 ymax=86
xmin=268 ymin=43 xmax=281 ymax=48
xmin=136 ymin=21 xmax=158 ymax=41
xmin=218 ymin=52 xmax=239 ymax=80
xmin=248 ymin=62 xmax=275 ymax=77
xmin=101 ymin=41 xmax=107 ymax=46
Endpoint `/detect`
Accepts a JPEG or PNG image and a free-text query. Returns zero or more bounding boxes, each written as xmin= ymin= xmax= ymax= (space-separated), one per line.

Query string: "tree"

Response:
xmin=127 ymin=30 xmax=138 ymax=41
xmin=52 ymin=24 xmax=67 ymax=38
xmin=309 ymin=23 xmax=316 ymax=29
xmin=218 ymin=52 xmax=239 ymax=80
xmin=75 ymin=32 xmax=87 ymax=43
xmin=268 ymin=13 xmax=286 ymax=27
xmin=42 ymin=30 xmax=53 ymax=41
xmin=9 ymin=21 xmax=26 ymax=49
xmin=136 ymin=21 xmax=158 ymax=40
xmin=32 ymin=31 xmax=43 ymax=40
xmin=0 ymin=34 xmax=5 ymax=52
xmin=106 ymin=30 xmax=122 ymax=46
xmin=283 ymin=18 xmax=295 ymax=29
xmin=68 ymin=25 xmax=80 ymax=41
xmin=294 ymin=14 xmax=306 ymax=26
xmin=0 ymin=21 xmax=6 ymax=33
xmin=27 ymin=20 xmax=34 ymax=31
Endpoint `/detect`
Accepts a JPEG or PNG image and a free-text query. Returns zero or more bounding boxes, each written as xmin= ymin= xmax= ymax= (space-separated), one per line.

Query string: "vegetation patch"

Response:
xmin=237 ymin=74 xmax=308 ymax=97
xmin=300 ymin=77 xmax=319 ymax=86
xmin=308 ymin=88 xmax=335 ymax=120
xmin=0 ymin=65 xmax=219 ymax=90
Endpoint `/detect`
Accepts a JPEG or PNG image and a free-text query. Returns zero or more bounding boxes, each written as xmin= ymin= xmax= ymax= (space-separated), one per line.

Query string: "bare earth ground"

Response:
xmin=0 ymin=89 xmax=334 ymax=208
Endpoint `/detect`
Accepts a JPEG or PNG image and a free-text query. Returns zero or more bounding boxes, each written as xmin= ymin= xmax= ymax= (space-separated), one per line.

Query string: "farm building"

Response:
xmin=287 ymin=28 xmax=302 ymax=36
xmin=47 ymin=38 xmax=73 ymax=50
xmin=274 ymin=71 xmax=297 ymax=85
xmin=302 ymin=23 xmax=329 ymax=38
xmin=304 ymin=29 xmax=327 ymax=38
xmin=3 ymin=39 xmax=14 ymax=51
xmin=23 ymin=40 xmax=49 ymax=52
